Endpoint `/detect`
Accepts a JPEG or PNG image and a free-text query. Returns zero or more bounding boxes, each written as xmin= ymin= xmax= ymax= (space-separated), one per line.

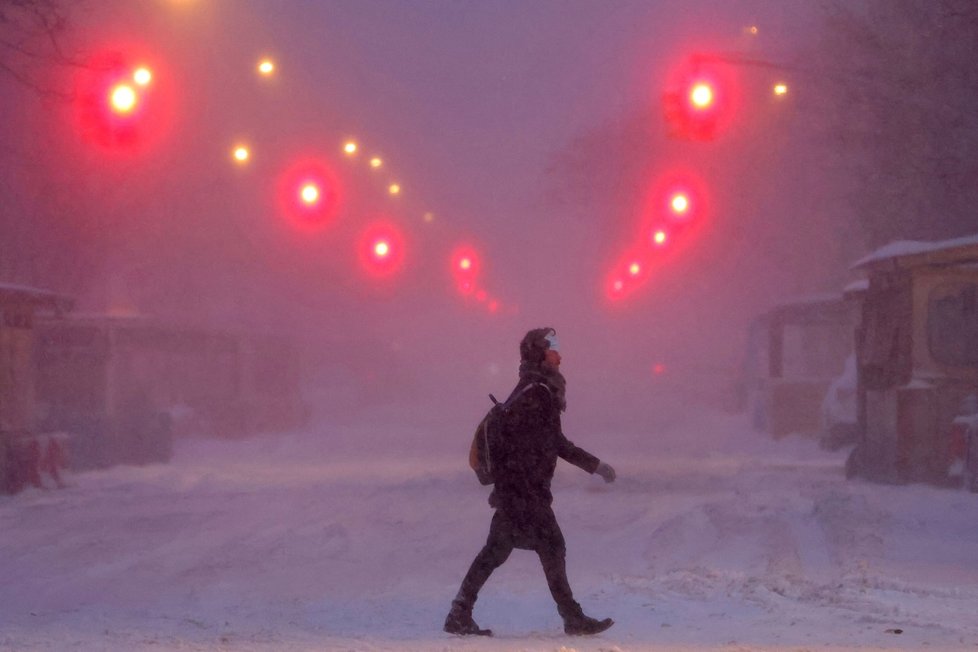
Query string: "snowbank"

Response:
xmin=2 ymin=412 xmax=977 ymax=651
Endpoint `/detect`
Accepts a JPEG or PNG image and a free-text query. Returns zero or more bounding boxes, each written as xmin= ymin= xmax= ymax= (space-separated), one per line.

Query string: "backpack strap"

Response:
xmin=500 ymin=381 xmax=549 ymax=409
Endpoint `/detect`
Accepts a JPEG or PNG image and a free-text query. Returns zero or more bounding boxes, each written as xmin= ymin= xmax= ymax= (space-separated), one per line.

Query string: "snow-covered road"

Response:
xmin=2 ymin=413 xmax=977 ymax=651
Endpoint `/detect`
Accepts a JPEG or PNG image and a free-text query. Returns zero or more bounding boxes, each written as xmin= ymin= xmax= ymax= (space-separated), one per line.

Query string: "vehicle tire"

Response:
xmin=845 ymin=444 xmax=863 ymax=479
xmin=966 ymin=434 xmax=978 ymax=494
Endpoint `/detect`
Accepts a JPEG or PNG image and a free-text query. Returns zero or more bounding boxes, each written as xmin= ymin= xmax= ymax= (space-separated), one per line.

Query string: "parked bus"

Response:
xmin=743 ymin=293 xmax=859 ymax=440
xmin=34 ymin=314 xmax=306 ymax=470
xmin=846 ymin=235 xmax=978 ymax=486
xmin=0 ymin=283 xmax=72 ymax=493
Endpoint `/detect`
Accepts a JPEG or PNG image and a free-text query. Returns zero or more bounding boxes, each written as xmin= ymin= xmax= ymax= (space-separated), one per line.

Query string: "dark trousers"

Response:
xmin=454 ymin=506 xmax=583 ymax=620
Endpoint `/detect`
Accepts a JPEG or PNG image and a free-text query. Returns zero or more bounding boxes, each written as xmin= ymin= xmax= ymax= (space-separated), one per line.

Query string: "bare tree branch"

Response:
xmin=812 ymin=0 xmax=978 ymax=248
xmin=0 ymin=0 xmax=80 ymax=97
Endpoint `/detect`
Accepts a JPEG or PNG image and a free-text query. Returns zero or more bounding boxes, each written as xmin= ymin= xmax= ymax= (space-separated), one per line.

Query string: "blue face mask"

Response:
xmin=544 ymin=333 xmax=559 ymax=352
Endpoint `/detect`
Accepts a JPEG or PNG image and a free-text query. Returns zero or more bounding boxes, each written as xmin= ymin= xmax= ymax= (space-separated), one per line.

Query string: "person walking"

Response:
xmin=444 ymin=327 xmax=617 ymax=637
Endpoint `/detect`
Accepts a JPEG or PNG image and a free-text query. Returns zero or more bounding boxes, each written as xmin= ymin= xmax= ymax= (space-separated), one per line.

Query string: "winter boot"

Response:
xmin=443 ymin=600 xmax=492 ymax=637
xmin=563 ymin=613 xmax=614 ymax=636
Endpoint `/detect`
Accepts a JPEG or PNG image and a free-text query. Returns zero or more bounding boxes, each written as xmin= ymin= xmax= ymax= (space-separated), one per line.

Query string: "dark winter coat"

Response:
xmin=488 ymin=374 xmax=600 ymax=514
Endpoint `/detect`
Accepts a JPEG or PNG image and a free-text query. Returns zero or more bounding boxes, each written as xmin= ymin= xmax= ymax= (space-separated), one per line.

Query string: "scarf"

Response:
xmin=518 ymin=361 xmax=567 ymax=412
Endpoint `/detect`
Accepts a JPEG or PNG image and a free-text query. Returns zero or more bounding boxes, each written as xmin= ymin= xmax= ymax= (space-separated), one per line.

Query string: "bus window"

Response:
xmin=928 ymin=282 xmax=978 ymax=367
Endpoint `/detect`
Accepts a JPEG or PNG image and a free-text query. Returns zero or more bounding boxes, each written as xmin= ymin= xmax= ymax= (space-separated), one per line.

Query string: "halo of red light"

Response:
xmin=357 ymin=221 xmax=407 ymax=279
xmin=649 ymin=169 xmax=711 ymax=228
xmin=604 ymin=168 xmax=713 ymax=304
xmin=275 ymin=157 xmax=343 ymax=233
xmin=605 ymin=246 xmax=653 ymax=301
xmin=662 ymin=54 xmax=742 ymax=141
xmin=449 ymin=244 xmax=482 ymax=296
xmin=72 ymin=46 xmax=177 ymax=156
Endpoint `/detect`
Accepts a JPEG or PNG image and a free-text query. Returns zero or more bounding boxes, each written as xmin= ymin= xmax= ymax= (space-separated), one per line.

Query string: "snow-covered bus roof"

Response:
xmin=752 ymin=291 xmax=853 ymax=328
xmin=851 ymin=233 xmax=978 ymax=271
xmin=0 ymin=282 xmax=73 ymax=313
xmin=842 ymin=278 xmax=869 ymax=296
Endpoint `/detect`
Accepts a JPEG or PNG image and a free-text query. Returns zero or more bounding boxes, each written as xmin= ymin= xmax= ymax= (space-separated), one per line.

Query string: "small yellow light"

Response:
xmin=774 ymin=83 xmax=788 ymax=96
xmin=653 ymin=230 xmax=667 ymax=245
xmin=343 ymin=141 xmax=357 ymax=155
xmin=459 ymin=257 xmax=472 ymax=270
xmin=110 ymin=84 xmax=137 ymax=113
xmin=374 ymin=241 xmax=390 ymax=257
xmin=423 ymin=212 xmax=435 ymax=223
xmin=629 ymin=262 xmax=641 ymax=276
xmin=233 ymin=146 xmax=250 ymax=163
xmin=258 ymin=59 xmax=275 ymax=76
xmin=748 ymin=25 xmax=759 ymax=35
xmin=301 ymin=183 xmax=319 ymax=204
xmin=388 ymin=183 xmax=401 ymax=196
xmin=370 ymin=157 xmax=383 ymax=169
xmin=133 ymin=67 xmax=152 ymax=86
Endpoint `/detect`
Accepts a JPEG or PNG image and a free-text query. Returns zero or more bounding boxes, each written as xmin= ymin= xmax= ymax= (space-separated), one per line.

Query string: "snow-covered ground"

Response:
xmin=3 ymin=411 xmax=978 ymax=651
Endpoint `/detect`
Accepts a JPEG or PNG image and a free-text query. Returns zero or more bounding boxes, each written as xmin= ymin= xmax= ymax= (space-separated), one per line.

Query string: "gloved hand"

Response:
xmin=595 ymin=461 xmax=616 ymax=483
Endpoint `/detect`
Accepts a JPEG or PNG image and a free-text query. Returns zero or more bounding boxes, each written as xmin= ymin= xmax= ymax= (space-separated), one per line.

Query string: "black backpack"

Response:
xmin=468 ymin=383 xmax=545 ymax=485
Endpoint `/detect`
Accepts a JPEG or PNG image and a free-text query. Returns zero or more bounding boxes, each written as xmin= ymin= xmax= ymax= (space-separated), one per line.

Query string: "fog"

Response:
xmin=0 ymin=0 xmax=858 ymax=440
xmin=5 ymin=4 xmax=978 ymax=649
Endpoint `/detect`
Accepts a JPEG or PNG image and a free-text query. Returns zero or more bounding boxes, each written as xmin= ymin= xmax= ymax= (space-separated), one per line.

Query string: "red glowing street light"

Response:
xmin=358 ymin=222 xmax=406 ymax=279
xmin=648 ymin=170 xmax=709 ymax=228
xmin=73 ymin=48 xmax=173 ymax=154
xmin=300 ymin=182 xmax=320 ymax=205
xmin=276 ymin=157 xmax=342 ymax=232
xmin=450 ymin=245 xmax=482 ymax=296
xmin=689 ymin=81 xmax=714 ymax=109
xmin=670 ymin=192 xmax=690 ymax=215
xmin=605 ymin=247 xmax=654 ymax=303
xmin=664 ymin=76 xmax=721 ymax=140
xmin=108 ymin=65 xmax=152 ymax=116
xmin=109 ymin=83 xmax=138 ymax=113
xmin=133 ymin=67 xmax=152 ymax=86
xmin=662 ymin=57 xmax=740 ymax=141
xmin=608 ymin=275 xmax=627 ymax=301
